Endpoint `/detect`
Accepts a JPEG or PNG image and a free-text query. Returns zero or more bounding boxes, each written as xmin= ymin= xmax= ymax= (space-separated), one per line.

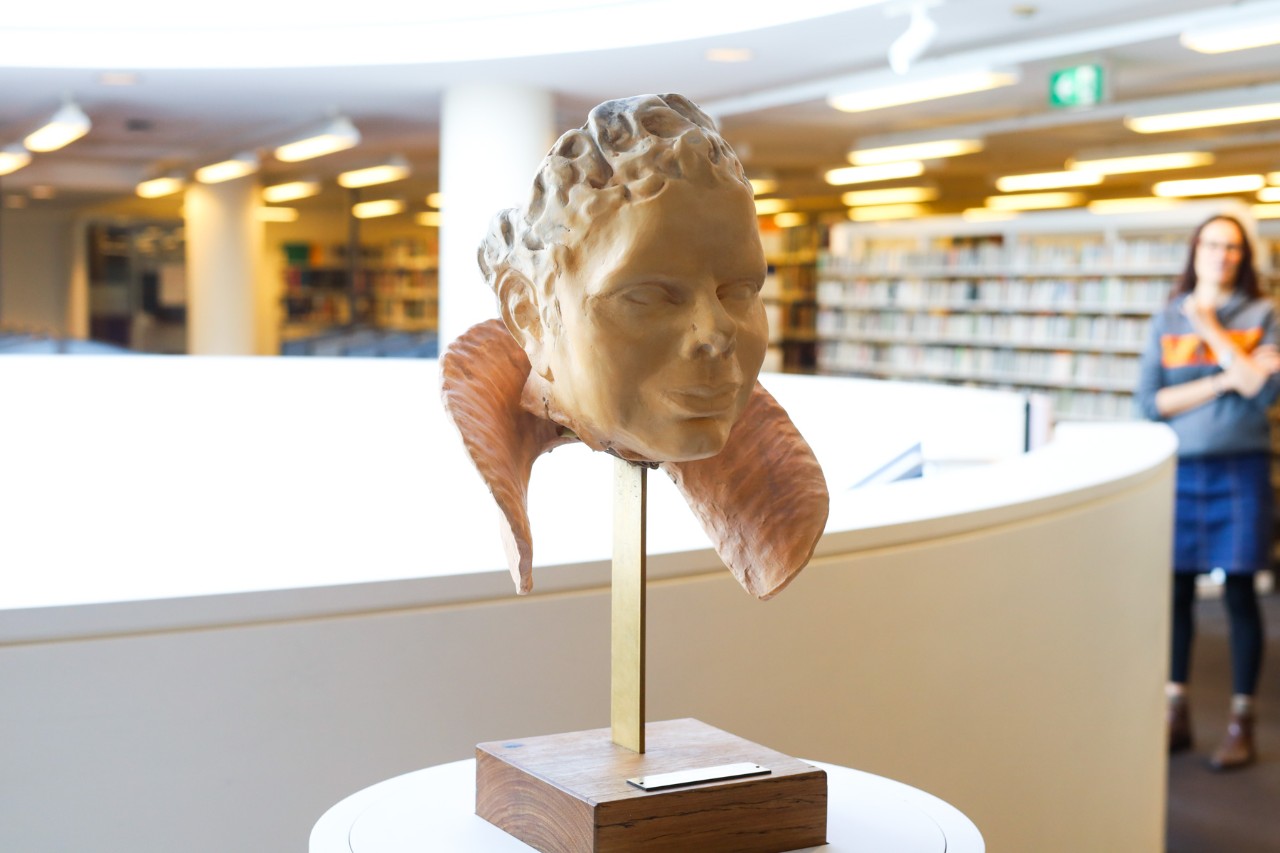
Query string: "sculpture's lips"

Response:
xmin=666 ymin=383 xmax=739 ymax=415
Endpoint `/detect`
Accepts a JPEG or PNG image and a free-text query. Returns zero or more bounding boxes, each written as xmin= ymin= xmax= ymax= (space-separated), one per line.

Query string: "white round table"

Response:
xmin=311 ymin=758 xmax=983 ymax=852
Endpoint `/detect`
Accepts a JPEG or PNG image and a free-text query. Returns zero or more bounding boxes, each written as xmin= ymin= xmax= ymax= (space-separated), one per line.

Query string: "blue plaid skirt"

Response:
xmin=1174 ymin=452 xmax=1273 ymax=575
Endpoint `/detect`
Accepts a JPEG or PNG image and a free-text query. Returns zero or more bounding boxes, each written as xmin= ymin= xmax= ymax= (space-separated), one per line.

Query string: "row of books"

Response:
xmin=822 ymin=237 xmax=1186 ymax=272
xmin=369 ymin=268 xmax=438 ymax=297
xmin=816 ymin=277 xmax=1172 ymax=312
xmin=817 ymin=341 xmax=1141 ymax=388
xmin=1046 ymin=390 xmax=1136 ymax=421
xmin=815 ymin=307 xmax=1152 ymax=349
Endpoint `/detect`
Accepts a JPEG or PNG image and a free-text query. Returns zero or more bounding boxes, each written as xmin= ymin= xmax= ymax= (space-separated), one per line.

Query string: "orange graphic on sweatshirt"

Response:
xmin=1161 ymin=328 xmax=1264 ymax=368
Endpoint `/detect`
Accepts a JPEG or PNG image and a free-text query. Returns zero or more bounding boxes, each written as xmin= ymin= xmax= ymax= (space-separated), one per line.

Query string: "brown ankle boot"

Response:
xmin=1168 ymin=697 xmax=1193 ymax=753
xmin=1209 ymin=711 xmax=1255 ymax=771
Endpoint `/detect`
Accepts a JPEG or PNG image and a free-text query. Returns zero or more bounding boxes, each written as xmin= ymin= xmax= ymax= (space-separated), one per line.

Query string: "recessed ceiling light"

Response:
xmin=263 ymin=181 xmax=321 ymax=203
xmin=137 ymin=175 xmax=186 ymax=199
xmin=774 ymin=212 xmax=808 ymax=228
xmin=352 ymin=198 xmax=405 ymax=219
xmin=337 ymin=156 xmax=410 ymax=189
xmin=755 ymin=198 xmax=791 ymax=215
xmin=963 ymin=208 xmax=1018 ymax=221
xmin=824 ymin=161 xmax=925 ymax=186
xmin=995 ymin=170 xmax=1102 ymax=192
xmin=1066 ymin=151 xmax=1214 ymax=175
xmin=195 ymin=152 xmax=258 ymax=184
xmin=1087 ymin=197 xmax=1182 ymax=214
xmin=706 ymin=48 xmax=753 ymax=63
xmin=0 ymin=144 xmax=32 ymax=176
xmin=848 ymin=138 xmax=982 ymax=166
xmin=97 ymin=71 xmax=139 ymax=86
xmin=1152 ymin=174 xmax=1265 ymax=197
xmin=985 ymin=191 xmax=1085 ymax=210
xmin=842 ymin=186 xmax=938 ymax=206
xmin=257 ymin=207 xmax=299 ymax=222
xmin=1180 ymin=20 xmax=1280 ymax=54
xmin=23 ymin=100 xmax=91 ymax=152
xmin=848 ymin=203 xmax=927 ymax=221
xmin=275 ymin=115 xmax=360 ymax=163
xmin=1126 ymin=103 xmax=1280 ymax=133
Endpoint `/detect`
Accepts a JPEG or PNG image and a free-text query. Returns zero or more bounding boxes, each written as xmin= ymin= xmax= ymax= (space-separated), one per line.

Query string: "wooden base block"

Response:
xmin=475 ymin=718 xmax=827 ymax=853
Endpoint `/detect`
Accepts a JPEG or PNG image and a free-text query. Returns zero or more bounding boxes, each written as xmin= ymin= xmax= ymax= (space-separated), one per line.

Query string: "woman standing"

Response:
xmin=1136 ymin=213 xmax=1280 ymax=770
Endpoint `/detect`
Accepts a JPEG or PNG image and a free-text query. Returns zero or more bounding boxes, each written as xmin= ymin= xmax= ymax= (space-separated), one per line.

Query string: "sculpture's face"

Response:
xmin=539 ymin=178 xmax=768 ymax=462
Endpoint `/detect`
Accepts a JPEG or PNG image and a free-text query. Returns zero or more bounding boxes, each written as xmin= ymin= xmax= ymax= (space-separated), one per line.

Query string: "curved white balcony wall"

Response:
xmin=0 ymin=357 xmax=1174 ymax=853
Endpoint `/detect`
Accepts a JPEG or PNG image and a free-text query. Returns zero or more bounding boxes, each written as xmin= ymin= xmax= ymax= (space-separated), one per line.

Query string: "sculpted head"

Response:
xmin=478 ymin=94 xmax=769 ymax=464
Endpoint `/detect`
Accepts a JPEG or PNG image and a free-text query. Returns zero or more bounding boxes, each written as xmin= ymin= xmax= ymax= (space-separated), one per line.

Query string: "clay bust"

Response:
xmin=441 ymin=94 xmax=828 ymax=599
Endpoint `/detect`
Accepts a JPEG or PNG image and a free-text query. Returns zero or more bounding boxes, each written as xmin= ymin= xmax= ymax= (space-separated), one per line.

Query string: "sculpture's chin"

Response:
xmin=606 ymin=416 xmax=734 ymax=465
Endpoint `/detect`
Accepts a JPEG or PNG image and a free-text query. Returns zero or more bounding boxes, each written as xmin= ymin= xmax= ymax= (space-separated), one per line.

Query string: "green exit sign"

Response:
xmin=1049 ymin=64 xmax=1105 ymax=108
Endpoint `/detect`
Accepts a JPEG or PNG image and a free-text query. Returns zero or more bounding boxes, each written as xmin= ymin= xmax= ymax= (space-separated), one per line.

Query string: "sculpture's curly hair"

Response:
xmin=477 ymin=94 xmax=750 ymax=323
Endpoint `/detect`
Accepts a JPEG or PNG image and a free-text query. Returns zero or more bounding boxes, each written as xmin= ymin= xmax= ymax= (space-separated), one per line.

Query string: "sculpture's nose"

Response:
xmin=687 ymin=292 xmax=736 ymax=359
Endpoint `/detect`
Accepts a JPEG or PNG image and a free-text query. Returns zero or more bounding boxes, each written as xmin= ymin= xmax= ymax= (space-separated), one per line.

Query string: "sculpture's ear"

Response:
xmin=497 ymin=269 xmax=550 ymax=378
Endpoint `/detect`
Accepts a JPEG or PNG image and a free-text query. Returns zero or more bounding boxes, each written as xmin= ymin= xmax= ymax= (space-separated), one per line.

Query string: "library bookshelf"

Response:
xmin=816 ymin=202 xmax=1271 ymax=423
xmin=280 ymin=237 xmax=438 ymax=343
xmin=761 ymin=223 xmax=821 ymax=374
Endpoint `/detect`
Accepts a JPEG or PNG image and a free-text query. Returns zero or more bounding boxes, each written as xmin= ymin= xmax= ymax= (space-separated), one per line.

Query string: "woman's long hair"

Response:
xmin=1171 ymin=214 xmax=1260 ymax=300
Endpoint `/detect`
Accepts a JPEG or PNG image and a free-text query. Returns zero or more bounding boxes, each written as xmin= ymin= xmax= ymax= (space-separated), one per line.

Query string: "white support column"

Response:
xmin=185 ymin=177 xmax=266 ymax=355
xmin=438 ymin=84 xmax=555 ymax=347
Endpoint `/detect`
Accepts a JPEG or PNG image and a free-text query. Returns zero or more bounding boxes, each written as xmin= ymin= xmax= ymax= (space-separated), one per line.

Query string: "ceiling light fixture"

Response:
xmin=995 ymin=170 xmax=1102 ymax=192
xmin=1268 ymin=172 xmax=1280 ymax=185
xmin=194 ymin=152 xmax=258 ymax=184
xmin=1066 ymin=151 xmax=1214 ymax=174
xmin=1087 ymin=197 xmax=1182 ymax=214
xmin=706 ymin=47 xmax=753 ymax=63
xmin=257 ymin=207 xmax=299 ymax=222
xmin=416 ymin=211 xmax=442 ymax=228
xmin=1254 ymin=203 xmax=1280 ymax=219
xmin=985 ymin=191 xmax=1085 ymax=211
xmin=337 ymin=155 xmax=410 ymax=189
xmin=136 ymin=174 xmax=186 ymax=198
xmin=842 ymin=186 xmax=938 ymax=206
xmin=1152 ymin=174 xmax=1265 ymax=197
xmin=963 ymin=208 xmax=1018 ymax=222
xmin=274 ymin=115 xmax=360 ymax=163
xmin=828 ymin=69 xmax=1017 ymax=113
xmin=824 ymin=160 xmax=925 ymax=186
xmin=425 ymin=192 xmax=444 ymax=209
xmin=23 ymin=99 xmax=91 ymax=153
xmin=754 ymin=198 xmax=792 ymax=215
xmin=1126 ymin=102 xmax=1280 ymax=133
xmin=262 ymin=180 xmax=321 ymax=203
xmin=773 ymin=212 xmax=808 ymax=228
xmin=1256 ymin=186 xmax=1280 ymax=203
xmin=849 ymin=203 xmax=927 ymax=221
xmin=1180 ymin=19 xmax=1280 ymax=54
xmin=748 ymin=178 xmax=779 ymax=195
xmin=352 ymin=198 xmax=405 ymax=219
xmin=96 ymin=71 xmax=139 ymax=86
xmin=848 ymin=138 xmax=982 ymax=165
xmin=0 ymin=143 xmax=32 ymax=176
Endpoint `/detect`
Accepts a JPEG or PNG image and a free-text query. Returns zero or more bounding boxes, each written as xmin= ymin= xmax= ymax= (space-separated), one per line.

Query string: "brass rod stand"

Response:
xmin=610 ymin=458 xmax=647 ymax=753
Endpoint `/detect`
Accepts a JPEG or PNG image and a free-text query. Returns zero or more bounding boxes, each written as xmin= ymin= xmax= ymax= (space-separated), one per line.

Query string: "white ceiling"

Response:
xmin=2 ymin=0 xmax=1279 ymax=217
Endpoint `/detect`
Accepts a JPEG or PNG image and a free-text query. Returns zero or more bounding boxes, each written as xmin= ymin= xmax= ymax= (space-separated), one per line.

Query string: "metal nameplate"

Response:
xmin=626 ymin=762 xmax=771 ymax=791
